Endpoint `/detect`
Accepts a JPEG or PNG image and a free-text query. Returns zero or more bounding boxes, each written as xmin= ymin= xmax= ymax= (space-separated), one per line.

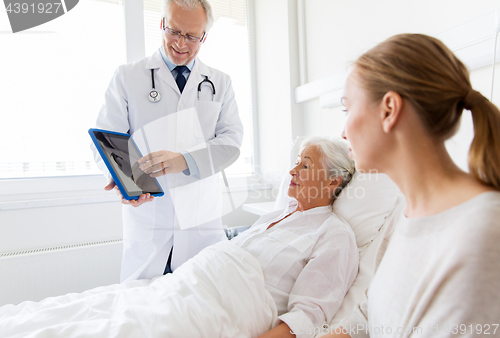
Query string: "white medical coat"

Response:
xmin=93 ymin=50 xmax=244 ymax=282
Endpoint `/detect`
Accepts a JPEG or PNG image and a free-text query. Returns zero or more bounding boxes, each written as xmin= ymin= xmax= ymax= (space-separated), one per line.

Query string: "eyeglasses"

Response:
xmin=162 ymin=21 xmax=205 ymax=45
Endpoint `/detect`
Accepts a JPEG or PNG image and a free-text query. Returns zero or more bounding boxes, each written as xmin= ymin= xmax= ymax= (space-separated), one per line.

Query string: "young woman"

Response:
xmin=328 ymin=33 xmax=500 ymax=337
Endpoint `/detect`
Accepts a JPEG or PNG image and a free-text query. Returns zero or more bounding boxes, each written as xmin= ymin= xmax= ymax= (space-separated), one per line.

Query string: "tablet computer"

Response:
xmin=89 ymin=128 xmax=164 ymax=200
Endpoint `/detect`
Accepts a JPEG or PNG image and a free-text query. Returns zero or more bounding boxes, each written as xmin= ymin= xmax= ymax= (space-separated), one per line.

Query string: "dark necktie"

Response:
xmin=163 ymin=246 xmax=173 ymax=275
xmin=174 ymin=66 xmax=188 ymax=93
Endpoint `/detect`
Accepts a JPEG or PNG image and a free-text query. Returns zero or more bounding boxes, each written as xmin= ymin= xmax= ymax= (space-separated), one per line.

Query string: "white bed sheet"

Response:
xmin=0 ymin=241 xmax=278 ymax=338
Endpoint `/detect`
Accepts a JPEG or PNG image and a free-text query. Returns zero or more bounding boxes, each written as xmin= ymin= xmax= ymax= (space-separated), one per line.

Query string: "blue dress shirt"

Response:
xmin=159 ymin=47 xmax=200 ymax=178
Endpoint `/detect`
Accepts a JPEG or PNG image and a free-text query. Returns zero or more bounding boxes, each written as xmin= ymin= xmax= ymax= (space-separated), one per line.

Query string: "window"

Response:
xmin=144 ymin=0 xmax=255 ymax=176
xmin=0 ymin=0 xmax=126 ymax=179
xmin=0 ymin=0 xmax=255 ymax=179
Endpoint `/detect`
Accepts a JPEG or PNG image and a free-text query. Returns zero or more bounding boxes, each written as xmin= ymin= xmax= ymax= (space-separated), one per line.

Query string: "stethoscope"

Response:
xmin=148 ymin=69 xmax=216 ymax=103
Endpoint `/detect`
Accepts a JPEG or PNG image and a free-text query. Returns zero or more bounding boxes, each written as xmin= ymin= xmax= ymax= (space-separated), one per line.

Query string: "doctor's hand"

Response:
xmin=138 ymin=150 xmax=188 ymax=177
xmin=104 ymin=177 xmax=116 ymax=191
xmin=104 ymin=178 xmax=154 ymax=207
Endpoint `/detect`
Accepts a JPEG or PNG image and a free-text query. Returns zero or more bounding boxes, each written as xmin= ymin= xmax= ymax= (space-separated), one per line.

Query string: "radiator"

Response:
xmin=0 ymin=240 xmax=123 ymax=307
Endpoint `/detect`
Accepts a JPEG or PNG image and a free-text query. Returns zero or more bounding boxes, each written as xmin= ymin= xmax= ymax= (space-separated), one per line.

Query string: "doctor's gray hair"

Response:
xmin=300 ymin=136 xmax=356 ymax=204
xmin=162 ymin=0 xmax=214 ymax=32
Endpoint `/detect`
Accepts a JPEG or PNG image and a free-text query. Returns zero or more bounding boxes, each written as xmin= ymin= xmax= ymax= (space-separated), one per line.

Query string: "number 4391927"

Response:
xmin=6 ymin=3 xmax=62 ymax=14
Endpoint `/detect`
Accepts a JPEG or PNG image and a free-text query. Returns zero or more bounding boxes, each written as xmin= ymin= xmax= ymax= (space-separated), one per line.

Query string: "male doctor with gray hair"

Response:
xmin=93 ymin=0 xmax=243 ymax=282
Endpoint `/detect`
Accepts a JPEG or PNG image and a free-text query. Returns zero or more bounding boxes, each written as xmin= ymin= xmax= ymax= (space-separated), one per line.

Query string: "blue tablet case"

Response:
xmin=89 ymin=128 xmax=164 ymax=200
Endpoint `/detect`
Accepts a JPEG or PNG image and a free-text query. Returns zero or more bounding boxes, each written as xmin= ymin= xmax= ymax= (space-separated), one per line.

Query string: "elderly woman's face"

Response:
xmin=288 ymin=145 xmax=337 ymax=210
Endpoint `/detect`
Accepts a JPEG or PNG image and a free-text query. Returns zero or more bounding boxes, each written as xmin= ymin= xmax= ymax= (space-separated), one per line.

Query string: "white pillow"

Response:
xmin=322 ymin=194 xmax=405 ymax=335
xmin=333 ymin=172 xmax=400 ymax=255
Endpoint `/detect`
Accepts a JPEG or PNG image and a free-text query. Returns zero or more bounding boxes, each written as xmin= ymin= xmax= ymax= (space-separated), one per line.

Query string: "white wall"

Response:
xmin=303 ymin=0 xmax=500 ymax=81
xmin=253 ymin=0 xmax=499 ymax=176
xmin=299 ymin=0 xmax=500 ymax=170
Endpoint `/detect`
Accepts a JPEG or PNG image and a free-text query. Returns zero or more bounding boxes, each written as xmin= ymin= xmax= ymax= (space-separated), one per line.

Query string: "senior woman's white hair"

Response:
xmin=162 ymin=0 xmax=214 ymax=32
xmin=300 ymin=136 xmax=356 ymax=204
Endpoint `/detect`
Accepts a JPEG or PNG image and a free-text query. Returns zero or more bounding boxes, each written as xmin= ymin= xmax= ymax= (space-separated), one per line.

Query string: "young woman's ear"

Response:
xmin=381 ymin=91 xmax=403 ymax=133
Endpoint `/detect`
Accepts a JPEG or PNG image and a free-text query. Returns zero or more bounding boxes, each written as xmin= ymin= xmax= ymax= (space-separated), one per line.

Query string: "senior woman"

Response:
xmin=239 ymin=136 xmax=359 ymax=338
xmin=0 ymin=137 xmax=358 ymax=338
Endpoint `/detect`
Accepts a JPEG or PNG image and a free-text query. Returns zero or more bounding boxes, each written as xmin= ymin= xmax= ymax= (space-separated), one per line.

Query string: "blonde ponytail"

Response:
xmin=466 ymin=91 xmax=500 ymax=190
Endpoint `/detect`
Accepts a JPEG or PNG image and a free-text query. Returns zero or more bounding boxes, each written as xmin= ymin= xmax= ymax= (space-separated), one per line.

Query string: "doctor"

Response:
xmin=93 ymin=0 xmax=243 ymax=282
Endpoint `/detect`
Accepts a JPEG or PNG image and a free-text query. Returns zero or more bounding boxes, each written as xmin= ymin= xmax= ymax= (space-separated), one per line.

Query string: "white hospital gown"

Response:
xmin=231 ymin=204 xmax=359 ymax=338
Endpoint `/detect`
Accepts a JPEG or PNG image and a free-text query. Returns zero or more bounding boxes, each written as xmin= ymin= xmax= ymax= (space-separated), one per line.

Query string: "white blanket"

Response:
xmin=0 ymin=241 xmax=278 ymax=338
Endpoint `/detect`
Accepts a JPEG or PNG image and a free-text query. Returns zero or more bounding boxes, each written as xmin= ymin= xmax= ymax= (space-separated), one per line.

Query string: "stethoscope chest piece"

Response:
xmin=149 ymin=89 xmax=161 ymax=103
xmin=148 ymin=69 xmax=161 ymax=103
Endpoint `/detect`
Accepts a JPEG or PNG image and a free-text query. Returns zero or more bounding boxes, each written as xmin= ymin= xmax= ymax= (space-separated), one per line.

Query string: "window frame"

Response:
xmin=0 ymin=0 xmax=261 ymax=200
